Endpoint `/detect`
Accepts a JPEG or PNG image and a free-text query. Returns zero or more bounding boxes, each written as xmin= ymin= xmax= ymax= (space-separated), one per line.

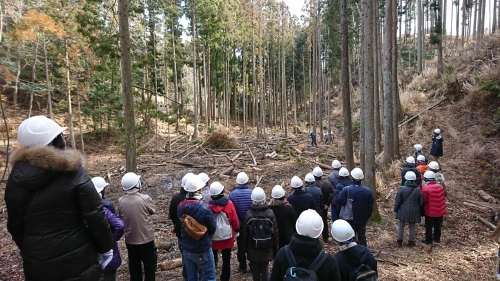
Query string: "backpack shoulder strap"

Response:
xmin=284 ymin=245 xmax=297 ymax=267
xmin=309 ymin=250 xmax=329 ymax=272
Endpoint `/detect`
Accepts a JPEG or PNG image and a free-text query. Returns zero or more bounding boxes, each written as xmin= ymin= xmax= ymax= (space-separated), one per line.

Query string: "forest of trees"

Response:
xmin=0 ymin=0 xmax=497 ymax=188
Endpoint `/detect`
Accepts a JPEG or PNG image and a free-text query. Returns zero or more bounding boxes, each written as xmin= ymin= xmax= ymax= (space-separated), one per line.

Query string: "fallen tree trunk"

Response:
xmin=158 ymin=258 xmax=183 ymax=271
xmin=220 ymin=166 xmax=234 ymax=177
xmin=463 ymin=201 xmax=494 ymax=215
xmin=478 ymin=190 xmax=497 ymax=203
xmin=398 ymin=97 xmax=447 ymax=127
xmin=248 ymin=147 xmax=257 ymax=166
xmin=305 ymin=159 xmax=332 ymax=170
xmin=231 ymin=151 xmax=243 ymax=162
xmin=478 ymin=216 xmax=496 ymax=230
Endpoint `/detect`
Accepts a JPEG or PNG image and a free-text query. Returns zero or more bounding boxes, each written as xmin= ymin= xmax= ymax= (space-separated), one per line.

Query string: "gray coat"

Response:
xmin=394 ymin=183 xmax=423 ymax=223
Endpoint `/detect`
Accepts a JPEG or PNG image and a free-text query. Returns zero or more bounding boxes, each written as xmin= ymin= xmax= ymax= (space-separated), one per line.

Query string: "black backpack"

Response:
xmin=336 ymin=253 xmax=378 ymax=281
xmin=282 ymin=245 xmax=329 ymax=281
xmin=247 ymin=209 xmax=274 ymax=249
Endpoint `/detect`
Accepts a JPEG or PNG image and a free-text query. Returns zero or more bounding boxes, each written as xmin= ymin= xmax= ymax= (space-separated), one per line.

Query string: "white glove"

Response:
xmin=235 ymin=232 xmax=240 ymax=238
xmin=98 ymin=249 xmax=113 ymax=269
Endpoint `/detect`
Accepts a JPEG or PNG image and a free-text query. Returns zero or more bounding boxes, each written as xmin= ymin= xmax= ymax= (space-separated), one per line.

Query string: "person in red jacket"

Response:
xmin=421 ymin=171 xmax=446 ymax=245
xmin=209 ymin=182 xmax=240 ymax=281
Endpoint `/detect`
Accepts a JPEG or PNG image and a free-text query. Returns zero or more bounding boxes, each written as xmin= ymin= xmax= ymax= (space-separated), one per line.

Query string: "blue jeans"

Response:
xmin=183 ymin=249 xmax=216 ymax=281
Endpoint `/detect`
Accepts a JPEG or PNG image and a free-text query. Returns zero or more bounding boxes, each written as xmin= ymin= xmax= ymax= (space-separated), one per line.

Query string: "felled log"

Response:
xmin=158 ymin=258 xmax=183 ymax=271
xmin=478 ymin=190 xmax=497 ymax=203
xmin=265 ymin=151 xmax=277 ymax=158
xmin=478 ymin=216 xmax=496 ymax=230
xmin=463 ymin=201 xmax=493 ymax=214
xmin=231 ymin=151 xmax=243 ymax=162
xmin=220 ymin=166 xmax=234 ymax=177
xmin=248 ymin=147 xmax=257 ymax=166
xmin=491 ymin=223 xmax=500 ymax=242
xmin=305 ymin=159 xmax=332 ymax=170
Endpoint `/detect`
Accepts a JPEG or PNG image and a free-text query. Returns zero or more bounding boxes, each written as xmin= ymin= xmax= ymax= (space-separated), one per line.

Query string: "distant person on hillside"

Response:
xmin=5 ymin=116 xmax=113 ymax=281
xmin=401 ymin=156 xmax=421 ymax=187
xmin=287 ymin=176 xmax=317 ymax=216
xmin=310 ymin=131 xmax=318 ymax=147
xmin=430 ymin=128 xmax=444 ymax=162
xmin=394 ymin=171 xmax=424 ymax=247
xmin=421 ymin=171 xmax=446 ymax=245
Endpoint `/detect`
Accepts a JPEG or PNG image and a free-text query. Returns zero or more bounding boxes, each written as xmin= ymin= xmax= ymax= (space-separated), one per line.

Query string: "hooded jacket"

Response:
xmin=270 ymin=233 xmax=341 ymax=281
xmin=5 ymin=146 xmax=113 ymax=281
xmin=268 ymin=199 xmax=298 ymax=249
xmin=287 ymin=189 xmax=317 ymax=216
xmin=394 ymin=183 xmax=424 ymax=223
xmin=169 ymin=188 xmax=188 ymax=238
xmin=228 ymin=184 xmax=253 ymax=224
xmin=334 ymin=243 xmax=378 ymax=281
xmin=422 ymin=181 xmax=446 ymax=217
xmin=103 ymin=207 xmax=124 ymax=272
xmin=337 ymin=181 xmax=374 ymax=224
xmin=241 ymin=204 xmax=279 ymax=263
xmin=209 ymin=198 xmax=240 ymax=251
xmin=178 ymin=199 xmax=217 ymax=254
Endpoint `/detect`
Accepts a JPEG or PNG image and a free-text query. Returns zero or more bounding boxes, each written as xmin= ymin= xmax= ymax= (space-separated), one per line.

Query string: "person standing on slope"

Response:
xmin=394 ymin=171 xmax=424 ymax=247
xmin=268 ymin=185 xmax=298 ymax=249
xmin=430 ymin=129 xmax=444 ymax=162
xmin=287 ymin=176 xmax=317 ymax=217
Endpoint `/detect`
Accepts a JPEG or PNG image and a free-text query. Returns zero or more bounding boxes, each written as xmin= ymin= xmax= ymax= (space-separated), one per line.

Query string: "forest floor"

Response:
xmin=1 ymin=39 xmax=500 ymax=281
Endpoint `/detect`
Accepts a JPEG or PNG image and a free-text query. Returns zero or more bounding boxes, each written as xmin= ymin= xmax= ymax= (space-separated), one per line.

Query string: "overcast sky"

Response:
xmin=283 ymin=0 xmax=304 ymax=18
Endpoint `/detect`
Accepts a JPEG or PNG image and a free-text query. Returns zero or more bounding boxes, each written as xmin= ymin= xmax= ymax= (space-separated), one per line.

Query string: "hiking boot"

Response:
xmin=397 ymin=239 xmax=403 ymax=247
xmin=421 ymin=239 xmax=432 ymax=245
xmin=433 ymin=240 xmax=440 ymax=244
xmin=408 ymin=241 xmax=416 ymax=247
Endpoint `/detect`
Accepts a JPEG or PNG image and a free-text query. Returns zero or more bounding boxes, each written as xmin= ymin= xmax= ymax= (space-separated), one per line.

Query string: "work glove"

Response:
xmin=98 ymin=249 xmax=113 ymax=269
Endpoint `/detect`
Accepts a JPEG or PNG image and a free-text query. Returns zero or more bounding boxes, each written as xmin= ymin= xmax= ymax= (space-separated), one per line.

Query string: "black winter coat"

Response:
xmin=335 ymin=244 xmax=378 ymax=281
xmin=269 ymin=199 xmax=298 ymax=249
xmin=169 ymin=188 xmax=188 ymax=238
xmin=430 ymin=135 xmax=444 ymax=157
xmin=304 ymin=183 xmax=324 ymax=213
xmin=241 ymin=204 xmax=279 ymax=262
xmin=270 ymin=233 xmax=341 ymax=281
xmin=5 ymin=146 xmax=113 ymax=281
xmin=288 ymin=189 xmax=317 ymax=216
xmin=316 ymin=178 xmax=334 ymax=207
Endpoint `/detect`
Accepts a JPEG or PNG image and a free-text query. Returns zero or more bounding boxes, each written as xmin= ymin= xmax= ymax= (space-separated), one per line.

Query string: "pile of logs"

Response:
xmin=464 ymin=189 xmax=500 ymax=230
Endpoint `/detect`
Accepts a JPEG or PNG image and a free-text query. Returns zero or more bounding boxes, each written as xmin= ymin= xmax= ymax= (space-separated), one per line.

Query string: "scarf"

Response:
xmin=270 ymin=198 xmax=289 ymax=207
xmin=187 ymin=192 xmax=203 ymax=200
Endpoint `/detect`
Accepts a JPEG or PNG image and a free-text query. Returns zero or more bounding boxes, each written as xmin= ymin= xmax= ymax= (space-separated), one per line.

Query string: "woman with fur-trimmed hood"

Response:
xmin=5 ymin=116 xmax=113 ymax=281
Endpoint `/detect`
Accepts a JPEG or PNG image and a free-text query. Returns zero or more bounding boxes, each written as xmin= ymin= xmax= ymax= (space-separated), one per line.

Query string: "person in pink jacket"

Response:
xmin=209 ymin=182 xmax=240 ymax=281
xmin=421 ymin=171 xmax=446 ymax=245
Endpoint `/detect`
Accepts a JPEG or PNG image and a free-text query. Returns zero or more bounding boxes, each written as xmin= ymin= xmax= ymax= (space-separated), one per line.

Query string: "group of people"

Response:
xmin=395 ymin=129 xmax=446 ymax=247
xmin=167 ymin=163 xmax=378 ymax=281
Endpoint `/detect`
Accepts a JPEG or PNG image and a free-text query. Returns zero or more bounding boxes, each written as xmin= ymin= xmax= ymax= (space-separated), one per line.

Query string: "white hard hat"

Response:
xmin=331 ymin=219 xmax=355 ymax=243
xmin=236 ymin=172 xmax=249 ymax=185
xmin=209 ymin=181 xmax=224 ymax=196
xmin=406 ymin=156 xmax=415 ymax=164
xmin=121 ymin=172 xmax=141 ymax=191
xmin=251 ymin=187 xmax=266 ymax=202
xmin=290 ymin=176 xmax=303 ymax=188
xmin=404 ymin=171 xmax=417 ymax=181
xmin=428 ymin=161 xmax=439 ymax=170
xmin=181 ymin=172 xmax=195 ymax=188
xmin=312 ymin=166 xmax=323 ymax=177
xmin=339 ymin=167 xmax=349 ymax=177
xmin=351 ymin=168 xmax=364 ymax=180
xmin=332 ymin=160 xmax=341 ymax=168
xmin=416 ymin=155 xmax=426 ymax=162
xmin=304 ymin=173 xmax=315 ymax=183
xmin=271 ymin=185 xmax=286 ymax=199
xmin=91 ymin=177 xmax=109 ymax=193
xmin=184 ymin=175 xmax=205 ymax=192
xmin=424 ymin=171 xmax=436 ymax=181
xmin=414 ymin=144 xmax=423 ymax=151
xmin=198 ymin=172 xmax=210 ymax=184
xmin=434 ymin=128 xmax=441 ymax=134
xmin=17 ymin=116 xmax=67 ymax=148
xmin=296 ymin=209 xmax=323 ymax=238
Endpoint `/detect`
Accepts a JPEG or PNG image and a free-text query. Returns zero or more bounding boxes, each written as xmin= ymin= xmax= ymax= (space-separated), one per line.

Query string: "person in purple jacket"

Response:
xmin=93 ymin=177 xmax=125 ymax=281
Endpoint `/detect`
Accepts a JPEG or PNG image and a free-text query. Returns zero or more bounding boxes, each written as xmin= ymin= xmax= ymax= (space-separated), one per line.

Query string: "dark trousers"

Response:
xmin=102 ymin=270 xmax=116 ymax=281
xmin=251 ymin=262 xmax=269 ymax=281
xmin=311 ymin=139 xmax=317 ymax=147
xmin=349 ymin=222 xmax=367 ymax=247
xmin=236 ymin=235 xmax=247 ymax=270
xmin=126 ymin=241 xmax=157 ymax=281
xmin=213 ymin=249 xmax=231 ymax=281
xmin=424 ymin=216 xmax=443 ymax=243
xmin=320 ymin=209 xmax=329 ymax=240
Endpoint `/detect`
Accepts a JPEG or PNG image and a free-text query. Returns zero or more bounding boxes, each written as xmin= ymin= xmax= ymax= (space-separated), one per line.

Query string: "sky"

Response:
xmin=283 ymin=0 xmax=304 ymax=18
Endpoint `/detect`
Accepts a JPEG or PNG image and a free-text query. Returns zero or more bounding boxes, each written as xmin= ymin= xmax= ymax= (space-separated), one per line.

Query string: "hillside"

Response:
xmin=1 ymin=35 xmax=500 ymax=281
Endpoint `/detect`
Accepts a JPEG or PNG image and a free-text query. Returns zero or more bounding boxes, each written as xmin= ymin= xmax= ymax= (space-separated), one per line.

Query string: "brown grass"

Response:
xmin=202 ymin=132 xmax=238 ymax=149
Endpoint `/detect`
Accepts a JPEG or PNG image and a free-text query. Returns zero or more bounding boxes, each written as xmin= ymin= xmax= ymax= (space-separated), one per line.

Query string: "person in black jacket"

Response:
xmin=268 ymin=185 xmax=298 ymax=249
xmin=334 ymin=168 xmax=352 ymax=219
xmin=168 ymin=173 xmax=192 ymax=281
xmin=430 ymin=128 xmax=444 ymax=161
xmin=270 ymin=209 xmax=341 ymax=281
xmin=312 ymin=167 xmax=333 ymax=242
xmin=331 ymin=219 xmax=378 ymax=281
xmin=400 ymin=156 xmax=421 ymax=186
xmin=287 ymin=176 xmax=317 ymax=216
xmin=303 ymin=173 xmax=323 ymax=215
xmin=5 ymin=116 xmax=113 ymax=281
